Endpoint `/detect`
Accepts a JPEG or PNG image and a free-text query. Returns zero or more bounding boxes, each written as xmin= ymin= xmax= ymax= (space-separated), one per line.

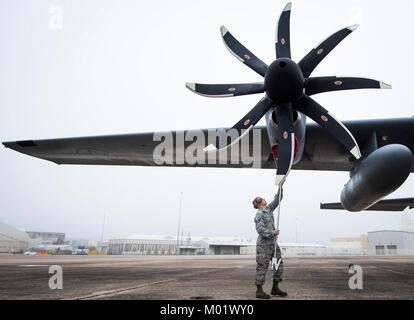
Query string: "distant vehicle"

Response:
xmin=23 ymin=251 xmax=37 ymax=255
xmin=74 ymin=248 xmax=89 ymax=255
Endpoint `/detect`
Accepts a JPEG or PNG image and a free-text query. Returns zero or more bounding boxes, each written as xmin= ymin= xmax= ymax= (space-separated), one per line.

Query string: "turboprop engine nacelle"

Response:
xmin=265 ymin=108 xmax=306 ymax=165
xmin=340 ymin=144 xmax=413 ymax=212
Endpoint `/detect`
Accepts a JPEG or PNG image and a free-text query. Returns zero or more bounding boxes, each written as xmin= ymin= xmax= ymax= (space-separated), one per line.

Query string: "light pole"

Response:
xmin=100 ymin=213 xmax=106 ymax=243
xmin=295 ymin=217 xmax=298 ymax=243
xmin=176 ymin=192 xmax=183 ymax=253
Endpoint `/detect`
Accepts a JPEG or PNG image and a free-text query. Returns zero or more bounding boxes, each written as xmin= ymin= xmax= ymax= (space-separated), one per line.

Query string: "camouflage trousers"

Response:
xmin=255 ymin=243 xmax=284 ymax=286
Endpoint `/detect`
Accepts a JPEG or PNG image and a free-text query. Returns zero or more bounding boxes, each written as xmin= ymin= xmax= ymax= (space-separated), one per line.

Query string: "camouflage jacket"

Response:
xmin=254 ymin=190 xmax=282 ymax=246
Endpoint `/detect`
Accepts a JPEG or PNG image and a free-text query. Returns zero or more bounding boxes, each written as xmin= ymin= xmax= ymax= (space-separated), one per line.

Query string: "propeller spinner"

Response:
xmin=186 ymin=2 xmax=391 ymax=186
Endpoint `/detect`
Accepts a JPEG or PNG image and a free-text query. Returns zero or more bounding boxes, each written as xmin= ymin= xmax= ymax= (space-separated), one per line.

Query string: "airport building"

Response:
xmin=329 ymin=235 xmax=369 ymax=256
xmin=26 ymin=231 xmax=68 ymax=252
xmin=330 ymin=235 xmax=369 ymax=250
xmin=368 ymin=230 xmax=414 ymax=256
xmin=3 ymin=225 xmax=412 ymax=257
xmin=27 ymin=231 xmax=65 ymax=245
xmin=30 ymin=244 xmax=73 ymax=254
xmin=108 ymin=235 xmax=178 ymax=255
xmin=0 ymin=221 xmax=30 ymax=253
xmin=64 ymin=238 xmax=92 ymax=251
xmin=107 ymin=235 xmax=257 ymax=255
xmin=280 ymin=243 xmax=327 ymax=257
xmin=107 ymin=234 xmax=332 ymax=256
xmin=192 ymin=238 xmax=256 ymax=255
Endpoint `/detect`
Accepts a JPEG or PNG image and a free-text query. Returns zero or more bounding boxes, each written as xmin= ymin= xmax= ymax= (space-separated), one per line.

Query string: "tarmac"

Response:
xmin=0 ymin=254 xmax=413 ymax=300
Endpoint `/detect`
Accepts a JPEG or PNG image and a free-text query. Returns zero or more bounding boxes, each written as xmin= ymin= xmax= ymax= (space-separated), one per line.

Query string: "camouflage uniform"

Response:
xmin=254 ymin=191 xmax=284 ymax=286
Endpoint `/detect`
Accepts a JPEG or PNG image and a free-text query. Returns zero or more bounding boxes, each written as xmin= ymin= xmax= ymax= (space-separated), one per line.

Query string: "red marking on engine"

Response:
xmin=270 ymin=136 xmax=299 ymax=159
xmin=334 ymin=80 xmax=343 ymax=86
xmin=244 ymin=54 xmax=251 ymax=60
xmin=228 ymin=87 xmax=236 ymax=92
xmin=244 ymin=119 xmax=251 ymax=126
xmin=283 ymin=131 xmax=289 ymax=139
xmin=321 ymin=115 xmax=328 ymax=122
xmin=317 ymin=48 xmax=324 ymax=55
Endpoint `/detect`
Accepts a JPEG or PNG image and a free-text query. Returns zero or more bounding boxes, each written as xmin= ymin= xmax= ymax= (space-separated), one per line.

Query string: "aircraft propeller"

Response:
xmin=186 ymin=2 xmax=391 ymax=186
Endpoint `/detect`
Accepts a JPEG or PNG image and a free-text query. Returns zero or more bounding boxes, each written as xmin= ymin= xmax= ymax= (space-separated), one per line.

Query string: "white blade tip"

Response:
xmin=275 ymin=175 xmax=285 ymax=186
xmin=350 ymin=146 xmax=361 ymax=159
xmin=203 ymin=144 xmax=217 ymax=152
xmin=283 ymin=2 xmax=292 ymax=11
xmin=220 ymin=25 xmax=228 ymax=36
xmin=380 ymin=82 xmax=392 ymax=89
xmin=185 ymin=82 xmax=196 ymax=91
xmin=347 ymin=24 xmax=360 ymax=32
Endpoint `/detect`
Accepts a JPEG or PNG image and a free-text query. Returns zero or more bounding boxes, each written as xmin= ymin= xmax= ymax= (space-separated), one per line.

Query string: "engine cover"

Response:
xmin=340 ymin=144 xmax=413 ymax=212
xmin=265 ymin=107 xmax=306 ymax=165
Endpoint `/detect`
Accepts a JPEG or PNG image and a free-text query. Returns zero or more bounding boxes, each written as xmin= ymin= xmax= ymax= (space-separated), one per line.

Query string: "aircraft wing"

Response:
xmin=321 ymin=198 xmax=414 ymax=212
xmin=3 ymin=117 xmax=414 ymax=171
xmin=3 ymin=127 xmax=287 ymax=168
xmin=3 ymin=132 xmax=166 ymax=167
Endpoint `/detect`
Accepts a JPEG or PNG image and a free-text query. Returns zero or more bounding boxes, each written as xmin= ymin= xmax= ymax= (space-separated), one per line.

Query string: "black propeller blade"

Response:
xmin=275 ymin=2 xmax=292 ymax=59
xmin=275 ymin=103 xmax=295 ymax=186
xmin=204 ymin=97 xmax=273 ymax=152
xmin=305 ymin=77 xmax=392 ymax=96
xmin=185 ymin=82 xmax=265 ymax=97
xmin=220 ymin=26 xmax=268 ymax=77
xmin=293 ymin=95 xmax=361 ymax=159
xmin=298 ymin=25 xmax=359 ymax=78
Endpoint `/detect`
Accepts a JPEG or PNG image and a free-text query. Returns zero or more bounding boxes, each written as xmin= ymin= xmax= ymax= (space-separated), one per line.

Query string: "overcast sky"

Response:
xmin=1 ymin=0 xmax=414 ymax=245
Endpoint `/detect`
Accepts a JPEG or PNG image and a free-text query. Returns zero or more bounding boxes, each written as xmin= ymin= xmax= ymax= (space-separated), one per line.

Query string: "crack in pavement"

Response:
xmin=67 ymin=279 xmax=177 ymax=300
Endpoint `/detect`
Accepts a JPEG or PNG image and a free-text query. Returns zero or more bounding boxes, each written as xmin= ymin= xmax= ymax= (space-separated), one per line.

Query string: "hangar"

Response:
xmin=192 ymin=238 xmax=256 ymax=255
xmin=108 ymin=235 xmax=179 ymax=255
xmin=368 ymin=230 xmax=414 ymax=256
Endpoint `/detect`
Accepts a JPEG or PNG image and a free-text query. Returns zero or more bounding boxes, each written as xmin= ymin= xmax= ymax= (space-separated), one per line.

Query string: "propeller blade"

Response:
xmin=204 ymin=97 xmax=273 ymax=152
xmin=275 ymin=103 xmax=295 ymax=186
xmin=220 ymin=26 xmax=268 ymax=77
xmin=275 ymin=2 xmax=292 ymax=59
xmin=293 ymin=95 xmax=361 ymax=159
xmin=298 ymin=25 xmax=359 ymax=78
xmin=305 ymin=77 xmax=392 ymax=96
xmin=185 ymin=82 xmax=264 ymax=98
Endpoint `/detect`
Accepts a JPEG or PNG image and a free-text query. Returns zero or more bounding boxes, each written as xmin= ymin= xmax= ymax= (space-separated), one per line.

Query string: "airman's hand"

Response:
xmin=276 ymin=229 xmax=280 ymax=236
xmin=276 ymin=187 xmax=283 ymax=200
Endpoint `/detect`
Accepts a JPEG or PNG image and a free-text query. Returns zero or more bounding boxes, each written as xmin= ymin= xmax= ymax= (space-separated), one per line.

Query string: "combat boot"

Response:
xmin=256 ymin=285 xmax=270 ymax=299
xmin=271 ymin=280 xmax=287 ymax=297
